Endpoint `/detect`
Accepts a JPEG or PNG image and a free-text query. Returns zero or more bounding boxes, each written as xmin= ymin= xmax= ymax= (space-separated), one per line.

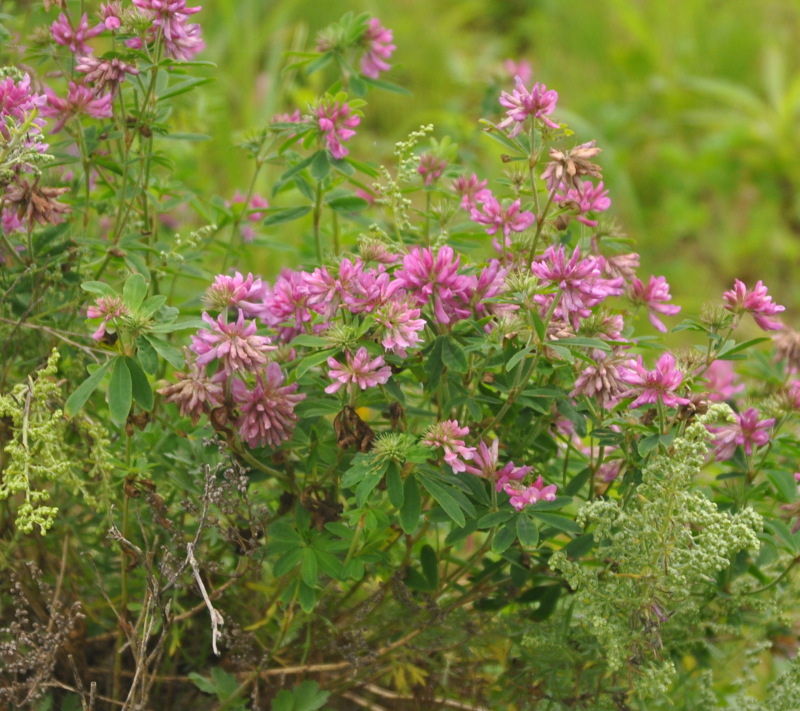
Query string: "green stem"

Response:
xmin=313 ymin=181 xmax=324 ymax=262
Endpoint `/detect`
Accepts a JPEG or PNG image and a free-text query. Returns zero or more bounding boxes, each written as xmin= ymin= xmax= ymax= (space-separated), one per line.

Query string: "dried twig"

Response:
xmin=187 ymin=542 xmax=224 ymax=656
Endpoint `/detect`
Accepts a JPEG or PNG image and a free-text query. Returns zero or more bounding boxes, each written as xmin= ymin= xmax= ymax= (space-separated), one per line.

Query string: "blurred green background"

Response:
xmin=40 ymin=0 xmax=800 ymax=315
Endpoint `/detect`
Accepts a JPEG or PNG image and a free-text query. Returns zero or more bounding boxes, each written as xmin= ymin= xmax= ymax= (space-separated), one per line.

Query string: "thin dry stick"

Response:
xmin=360 ymin=682 xmax=490 ymax=711
xmin=341 ymin=691 xmax=390 ymax=711
xmin=187 ymin=542 xmax=224 ymax=655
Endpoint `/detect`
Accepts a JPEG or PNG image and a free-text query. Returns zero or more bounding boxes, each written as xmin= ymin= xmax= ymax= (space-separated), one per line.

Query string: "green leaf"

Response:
xmin=274 ymin=548 xmax=303 ymax=576
xmin=563 ymin=533 xmax=595 ymax=558
xmin=296 ymin=348 xmax=335 ymax=379
xmin=360 ymin=76 xmax=413 ymax=95
xmin=531 ymin=511 xmax=582 ymax=534
xmin=108 ymin=357 xmax=132 ymax=423
xmin=293 ymin=680 xmax=330 ymax=711
xmin=445 ymin=518 xmax=477 ymax=545
xmin=125 ymin=356 xmax=153 ymax=411
xmin=301 ymin=548 xmax=318 ymax=587
xmin=638 ymin=433 xmax=661 ymax=456
xmin=158 ymin=76 xmax=213 ymax=100
xmin=188 ymin=672 xmax=217 ymax=695
xmin=138 ymin=294 xmax=167 ymax=318
xmin=492 ymin=519 xmax=518 ymax=554
xmin=418 ymin=474 xmax=466 ymax=527
xmin=143 ymin=335 xmax=185 ymax=370
xmin=122 ymin=273 xmax=148 ymax=311
xmin=136 ymin=337 xmax=158 ymax=375
xmin=516 ymin=515 xmax=539 ymax=547
xmin=552 ymin=337 xmax=612 ymax=352
xmin=564 ymin=467 xmax=592 ymax=496
xmin=309 ymin=150 xmax=330 ymax=182
xmin=420 ymin=544 xmax=439 ymax=589
xmin=65 ymin=358 xmax=115 ymax=417
xmin=298 ymin=581 xmax=316 ymax=613
xmin=440 ymin=337 xmax=468 ymax=373
xmin=385 ymin=462 xmax=404 ymax=508
xmin=477 ymin=510 xmax=515 ymax=529
xmin=355 ymin=471 xmax=384 ymax=507
xmin=766 ymin=469 xmax=798 ymax=503
xmin=290 ymin=334 xmax=331 ymax=348
xmin=400 ymin=474 xmax=422 ymax=533
xmin=326 ymin=195 xmax=369 ymax=212
xmin=262 ymin=206 xmax=311 ymax=227
xmin=80 ymin=280 xmax=117 ymax=298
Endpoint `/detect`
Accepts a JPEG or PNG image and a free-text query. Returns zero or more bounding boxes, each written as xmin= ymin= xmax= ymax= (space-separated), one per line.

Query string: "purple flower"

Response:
xmin=191 ymin=310 xmax=276 ymax=373
xmin=133 ymin=0 xmax=204 ymax=59
xmin=157 ymin=349 xmax=224 ymax=424
xmin=554 ymin=180 xmax=611 ymax=227
xmin=41 ymin=82 xmax=113 ymax=133
xmin=571 ymin=349 xmax=634 ymax=410
xmin=315 ymin=99 xmax=360 ymax=159
xmin=707 ymin=407 xmax=775 ymax=461
xmin=228 ymin=191 xmax=268 ymax=242
xmin=470 ymin=194 xmax=536 ymax=238
xmin=463 ymin=438 xmax=533 ymax=487
xmin=723 ymin=279 xmax=785 ymax=331
xmin=360 ymin=18 xmax=395 ymax=79
xmin=100 ymin=2 xmax=122 ymax=30
xmin=452 ymin=173 xmax=492 ymax=209
xmin=260 ymin=270 xmax=312 ymax=339
xmin=618 ymin=352 xmax=690 ymax=409
xmin=0 ymin=74 xmax=47 ymax=145
xmin=51 ymin=13 xmax=104 ymax=54
xmin=418 ymin=153 xmax=447 ymax=186
xmin=204 ymin=272 xmax=268 ymax=316
xmin=703 ymin=360 xmax=744 ymax=403
xmin=232 ymin=362 xmax=304 ymax=449
xmin=628 ymin=275 xmax=681 ymax=333
xmin=87 ymin=295 xmax=128 ymax=342
xmin=75 ymin=55 xmax=139 ymax=94
xmin=395 ymin=246 xmax=473 ymax=325
xmin=531 ymin=245 xmax=624 ymax=330
xmin=603 ymin=252 xmax=640 ymax=283
xmin=498 ymin=77 xmax=559 ymax=137
xmin=503 ymin=59 xmax=532 ymax=86
xmin=373 ymin=298 xmax=426 ymax=357
xmin=504 ymin=475 xmax=558 ymax=511
xmin=325 ymin=347 xmax=392 ymax=394
xmin=422 ymin=420 xmax=476 ymax=474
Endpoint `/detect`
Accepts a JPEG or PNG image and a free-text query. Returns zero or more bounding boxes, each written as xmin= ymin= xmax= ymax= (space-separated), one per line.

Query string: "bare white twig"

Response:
xmin=186 ymin=542 xmax=224 ymax=655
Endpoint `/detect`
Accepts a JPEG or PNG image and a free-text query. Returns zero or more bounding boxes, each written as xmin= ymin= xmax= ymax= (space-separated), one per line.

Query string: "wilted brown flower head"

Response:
xmin=774 ymin=327 xmax=800 ymax=374
xmin=541 ymin=139 xmax=603 ymax=192
xmin=4 ymin=177 xmax=70 ymax=226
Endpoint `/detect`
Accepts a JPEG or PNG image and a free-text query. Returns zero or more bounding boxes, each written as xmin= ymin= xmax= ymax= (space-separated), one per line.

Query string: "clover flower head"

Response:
xmin=618 ymin=352 xmax=690 ymax=409
xmin=707 ymin=407 xmax=774 ymax=461
xmin=470 ymin=195 xmax=535 ymax=238
xmin=422 ymin=420 xmax=476 ymax=474
xmin=531 ymin=245 xmax=624 ymax=330
xmin=452 ymin=173 xmax=492 ymax=209
xmin=554 ymin=179 xmax=611 ymax=227
xmin=157 ymin=349 xmax=224 ymax=424
xmin=360 ymin=18 xmax=395 ymax=79
xmin=373 ymin=298 xmax=426 ymax=357
xmin=504 ymin=475 xmax=557 ymax=511
xmin=315 ymin=99 xmax=360 ymax=159
xmin=395 ymin=246 xmax=473 ymax=325
xmin=51 ymin=12 xmax=104 ymax=54
xmin=723 ymin=279 xmax=785 ymax=331
xmin=629 ymin=275 xmax=681 ymax=333
xmin=87 ymin=295 xmax=129 ymax=341
xmin=191 ymin=309 xmax=276 ymax=373
xmin=232 ymin=362 xmax=304 ymax=449
xmin=204 ymin=272 xmax=267 ymax=316
xmin=498 ymin=77 xmax=559 ymax=137
xmin=42 ymin=82 xmax=113 ymax=133
xmin=325 ymin=347 xmax=392 ymax=394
